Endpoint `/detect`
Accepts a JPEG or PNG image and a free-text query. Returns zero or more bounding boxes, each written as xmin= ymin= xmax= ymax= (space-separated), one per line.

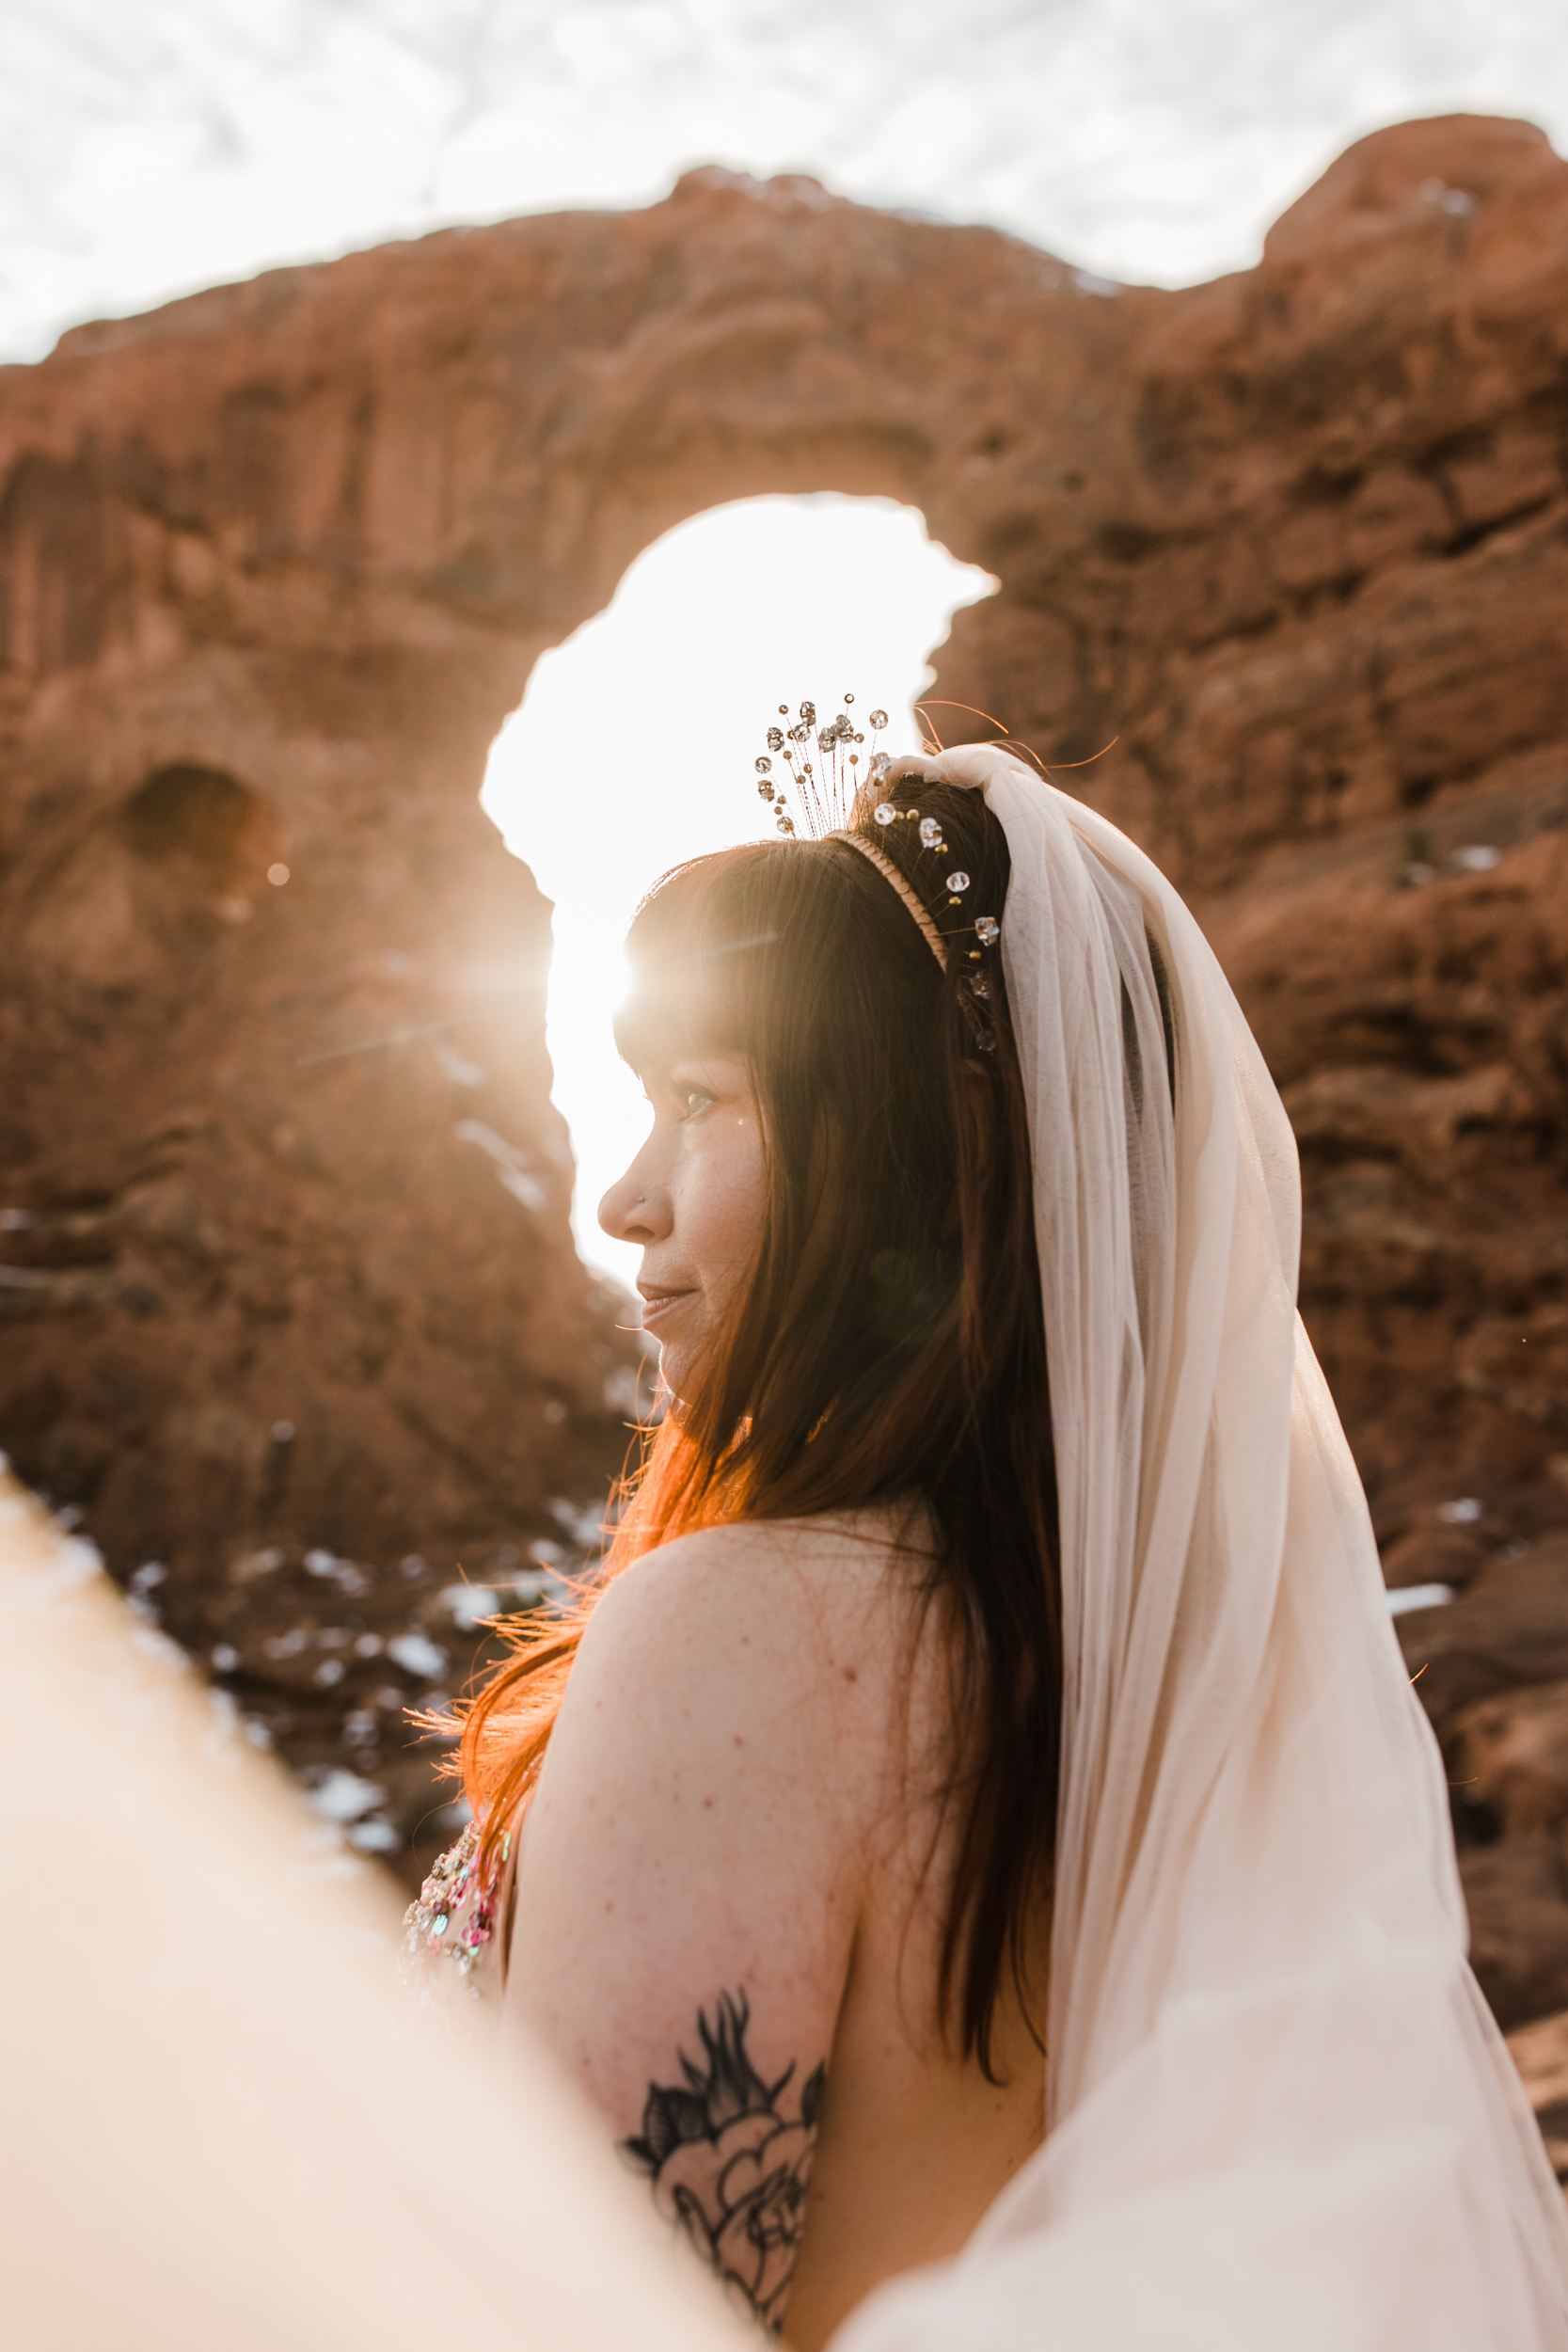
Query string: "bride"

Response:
xmin=408 ymin=712 xmax=1568 ymax=2349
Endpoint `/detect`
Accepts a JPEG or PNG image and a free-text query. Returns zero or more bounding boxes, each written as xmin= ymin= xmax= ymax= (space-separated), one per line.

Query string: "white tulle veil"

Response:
xmin=834 ymin=745 xmax=1568 ymax=2350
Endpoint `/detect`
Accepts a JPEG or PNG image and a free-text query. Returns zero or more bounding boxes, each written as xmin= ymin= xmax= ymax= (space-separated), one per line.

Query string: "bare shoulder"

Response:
xmin=538 ymin=1506 xmax=942 ymax=1856
xmin=508 ymin=1511 xmax=933 ymax=2119
xmin=578 ymin=1505 xmax=933 ymax=1721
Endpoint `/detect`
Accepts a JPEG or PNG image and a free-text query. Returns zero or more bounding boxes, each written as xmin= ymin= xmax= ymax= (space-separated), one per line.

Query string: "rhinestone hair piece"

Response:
xmin=754 ymin=694 xmax=888 ymax=838
xmin=751 ymin=699 xmax=1001 ymax=975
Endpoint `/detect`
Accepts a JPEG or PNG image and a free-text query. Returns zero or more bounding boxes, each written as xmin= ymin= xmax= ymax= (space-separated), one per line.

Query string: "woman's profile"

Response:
xmin=404 ymin=709 xmax=1568 ymax=2350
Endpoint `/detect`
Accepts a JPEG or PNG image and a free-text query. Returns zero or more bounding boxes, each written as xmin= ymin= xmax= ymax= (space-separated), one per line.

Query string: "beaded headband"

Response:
xmin=752 ymin=698 xmax=1001 ymax=973
xmin=837 ymin=834 xmax=952 ymax=970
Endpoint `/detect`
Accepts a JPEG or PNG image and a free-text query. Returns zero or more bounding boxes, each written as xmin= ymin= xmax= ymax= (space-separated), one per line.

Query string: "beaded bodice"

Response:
xmin=400 ymin=1820 xmax=510 ymax=2023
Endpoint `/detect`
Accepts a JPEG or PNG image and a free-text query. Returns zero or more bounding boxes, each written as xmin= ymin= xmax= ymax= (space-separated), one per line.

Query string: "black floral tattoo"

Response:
xmin=622 ymin=1990 xmax=826 ymax=2335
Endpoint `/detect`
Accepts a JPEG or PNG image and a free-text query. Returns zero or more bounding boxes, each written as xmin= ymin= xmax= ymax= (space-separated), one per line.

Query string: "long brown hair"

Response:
xmin=460 ymin=774 xmax=1060 ymax=2074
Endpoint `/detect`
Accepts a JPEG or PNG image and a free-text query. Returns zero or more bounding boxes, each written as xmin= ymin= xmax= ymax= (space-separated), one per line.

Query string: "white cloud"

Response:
xmin=0 ymin=0 xmax=1561 ymax=358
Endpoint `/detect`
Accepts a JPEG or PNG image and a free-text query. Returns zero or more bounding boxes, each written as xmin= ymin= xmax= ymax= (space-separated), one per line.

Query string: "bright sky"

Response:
xmin=1 ymin=1 xmax=1563 ymax=361
xmin=6 ymin=1 xmax=1562 ymax=1280
xmin=482 ymin=497 xmax=995 ymax=1282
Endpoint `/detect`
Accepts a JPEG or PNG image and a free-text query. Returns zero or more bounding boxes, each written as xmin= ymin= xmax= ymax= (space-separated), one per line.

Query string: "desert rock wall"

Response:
xmin=2 ymin=113 xmax=1566 ymax=1904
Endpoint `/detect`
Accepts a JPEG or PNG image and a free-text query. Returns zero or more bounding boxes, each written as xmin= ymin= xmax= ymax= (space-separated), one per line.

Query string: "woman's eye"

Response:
xmin=680 ymin=1087 xmax=716 ymax=1120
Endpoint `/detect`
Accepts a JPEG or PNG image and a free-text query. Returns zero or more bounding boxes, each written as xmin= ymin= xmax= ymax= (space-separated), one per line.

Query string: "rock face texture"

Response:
xmin=2 ymin=112 xmax=1566 ymax=1907
xmin=1399 ymin=1537 xmax=1568 ymax=2035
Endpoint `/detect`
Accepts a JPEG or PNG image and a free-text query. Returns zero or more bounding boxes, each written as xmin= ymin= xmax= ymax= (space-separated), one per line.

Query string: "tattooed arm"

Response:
xmin=624 ymin=1989 xmax=826 ymax=2333
xmin=502 ymin=1523 xmax=879 ymax=2338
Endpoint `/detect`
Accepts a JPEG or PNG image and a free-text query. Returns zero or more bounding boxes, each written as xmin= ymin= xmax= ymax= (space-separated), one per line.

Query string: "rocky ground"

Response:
xmin=113 ymin=1510 xmax=610 ymax=1893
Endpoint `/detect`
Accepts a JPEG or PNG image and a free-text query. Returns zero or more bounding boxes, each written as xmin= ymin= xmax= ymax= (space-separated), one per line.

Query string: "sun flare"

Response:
xmin=481 ymin=494 xmax=995 ymax=1287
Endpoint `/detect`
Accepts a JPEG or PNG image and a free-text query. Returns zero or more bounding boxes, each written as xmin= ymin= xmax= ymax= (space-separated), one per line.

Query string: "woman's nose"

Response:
xmin=598 ymin=1152 xmax=669 ymax=1245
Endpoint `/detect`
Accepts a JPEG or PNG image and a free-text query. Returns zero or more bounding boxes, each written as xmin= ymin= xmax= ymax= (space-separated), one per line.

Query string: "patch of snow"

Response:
xmin=129 ymin=1624 xmax=187 ymax=1672
xmin=1387 ymin=1582 xmax=1455 ymax=1616
xmin=51 ymin=1536 xmax=104 ymax=1589
xmin=549 ymin=1496 xmax=604 ymax=1549
xmin=442 ymin=1583 xmax=499 ymax=1631
xmin=304 ymin=1548 xmax=368 ymax=1597
xmin=347 ymin=1818 xmax=402 ymax=1853
xmin=309 ymin=1769 xmax=386 ymax=1824
xmin=387 ymin=1630 xmax=449 ymax=1679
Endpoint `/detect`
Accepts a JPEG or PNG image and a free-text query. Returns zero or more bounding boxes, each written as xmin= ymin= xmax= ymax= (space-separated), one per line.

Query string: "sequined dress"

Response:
xmin=400 ymin=1820 xmax=513 ymax=2026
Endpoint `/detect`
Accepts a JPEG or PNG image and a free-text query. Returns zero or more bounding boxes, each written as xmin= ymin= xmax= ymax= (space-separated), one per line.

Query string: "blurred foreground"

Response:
xmin=0 ymin=1463 xmax=743 ymax=2352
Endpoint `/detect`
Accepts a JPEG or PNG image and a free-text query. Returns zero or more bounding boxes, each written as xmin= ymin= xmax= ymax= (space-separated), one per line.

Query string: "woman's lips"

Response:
xmin=637 ymin=1287 xmax=694 ymax=1333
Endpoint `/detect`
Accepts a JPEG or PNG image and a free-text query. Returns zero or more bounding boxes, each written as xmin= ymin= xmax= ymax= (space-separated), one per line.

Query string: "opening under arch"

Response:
xmin=482 ymin=493 xmax=996 ymax=1286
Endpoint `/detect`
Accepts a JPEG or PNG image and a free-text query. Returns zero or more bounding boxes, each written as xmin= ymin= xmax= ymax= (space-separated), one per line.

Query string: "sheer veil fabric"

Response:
xmin=836 ymin=747 xmax=1568 ymax=2350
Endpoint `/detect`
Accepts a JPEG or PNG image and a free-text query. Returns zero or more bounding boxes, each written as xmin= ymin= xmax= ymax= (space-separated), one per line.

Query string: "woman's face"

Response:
xmin=598 ymin=1053 xmax=767 ymax=1401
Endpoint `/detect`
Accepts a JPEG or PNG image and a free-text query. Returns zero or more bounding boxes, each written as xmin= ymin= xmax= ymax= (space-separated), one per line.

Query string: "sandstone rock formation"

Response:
xmin=1 ymin=113 xmax=1565 ymax=1906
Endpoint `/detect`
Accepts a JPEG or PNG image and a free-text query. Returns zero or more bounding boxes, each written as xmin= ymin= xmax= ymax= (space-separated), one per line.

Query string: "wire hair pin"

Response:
xmin=751 ymin=695 xmax=1001 ymax=977
xmin=913 ymin=699 xmax=1120 ymax=778
xmin=753 ymin=693 xmax=888 ymax=839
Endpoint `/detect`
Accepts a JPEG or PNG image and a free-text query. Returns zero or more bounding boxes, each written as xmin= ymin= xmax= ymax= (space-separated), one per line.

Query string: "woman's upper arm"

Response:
xmin=502 ymin=1533 xmax=871 ymax=2330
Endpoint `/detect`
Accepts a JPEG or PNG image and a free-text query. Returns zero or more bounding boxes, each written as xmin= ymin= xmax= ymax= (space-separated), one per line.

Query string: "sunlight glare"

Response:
xmin=481 ymin=494 xmax=996 ymax=1290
